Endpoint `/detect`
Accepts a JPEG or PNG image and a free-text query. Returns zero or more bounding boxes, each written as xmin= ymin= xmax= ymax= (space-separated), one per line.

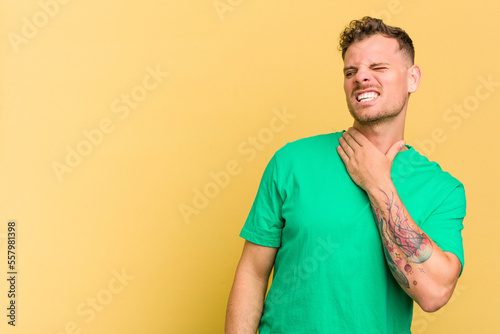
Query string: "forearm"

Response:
xmin=225 ymin=269 xmax=268 ymax=334
xmin=367 ymin=182 xmax=459 ymax=312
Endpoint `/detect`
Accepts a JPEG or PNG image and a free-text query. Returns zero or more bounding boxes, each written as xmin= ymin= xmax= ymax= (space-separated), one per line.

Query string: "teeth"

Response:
xmin=356 ymin=92 xmax=379 ymax=102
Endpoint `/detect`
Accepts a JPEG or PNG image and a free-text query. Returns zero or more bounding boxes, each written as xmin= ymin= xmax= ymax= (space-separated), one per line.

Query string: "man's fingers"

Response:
xmin=338 ymin=136 xmax=354 ymax=157
xmin=346 ymin=128 xmax=367 ymax=146
xmin=386 ymin=140 xmax=405 ymax=162
xmin=337 ymin=144 xmax=349 ymax=162
xmin=341 ymin=131 xmax=359 ymax=152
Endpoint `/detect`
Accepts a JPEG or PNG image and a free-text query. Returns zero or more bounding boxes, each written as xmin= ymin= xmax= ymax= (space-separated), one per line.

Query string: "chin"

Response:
xmin=349 ymin=109 xmax=400 ymax=126
xmin=349 ymin=108 xmax=380 ymax=123
xmin=348 ymin=102 xmax=404 ymax=124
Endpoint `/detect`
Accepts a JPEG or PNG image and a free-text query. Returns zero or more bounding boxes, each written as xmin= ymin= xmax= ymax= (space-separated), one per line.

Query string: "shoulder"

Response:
xmin=394 ymin=146 xmax=466 ymax=213
xmin=275 ymin=132 xmax=342 ymax=160
xmin=395 ymin=146 xmax=463 ymax=188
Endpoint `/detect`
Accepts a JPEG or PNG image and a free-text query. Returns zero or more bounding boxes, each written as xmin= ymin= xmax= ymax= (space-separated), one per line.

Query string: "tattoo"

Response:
xmin=373 ymin=190 xmax=433 ymax=289
xmin=382 ymin=246 xmax=410 ymax=288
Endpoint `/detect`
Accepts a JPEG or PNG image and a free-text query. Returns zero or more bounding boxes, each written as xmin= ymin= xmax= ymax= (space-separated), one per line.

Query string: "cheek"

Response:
xmin=382 ymin=75 xmax=407 ymax=94
xmin=396 ymin=78 xmax=410 ymax=95
xmin=343 ymin=81 xmax=350 ymax=96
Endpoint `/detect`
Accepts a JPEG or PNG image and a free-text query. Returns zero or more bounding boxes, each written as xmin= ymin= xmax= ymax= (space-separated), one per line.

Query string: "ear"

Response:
xmin=407 ymin=65 xmax=422 ymax=93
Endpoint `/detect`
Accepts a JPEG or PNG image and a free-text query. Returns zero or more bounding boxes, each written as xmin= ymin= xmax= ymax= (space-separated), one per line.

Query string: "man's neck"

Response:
xmin=352 ymin=120 xmax=406 ymax=154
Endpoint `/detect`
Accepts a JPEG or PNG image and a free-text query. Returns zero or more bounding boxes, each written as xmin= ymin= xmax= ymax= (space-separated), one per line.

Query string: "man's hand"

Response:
xmin=336 ymin=128 xmax=405 ymax=191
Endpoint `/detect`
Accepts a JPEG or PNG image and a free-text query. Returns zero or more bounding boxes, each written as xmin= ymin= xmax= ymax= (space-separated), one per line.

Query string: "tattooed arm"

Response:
xmin=337 ymin=128 xmax=462 ymax=312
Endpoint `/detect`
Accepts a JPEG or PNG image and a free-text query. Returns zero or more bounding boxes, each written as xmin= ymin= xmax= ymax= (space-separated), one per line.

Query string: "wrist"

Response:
xmin=365 ymin=177 xmax=394 ymax=195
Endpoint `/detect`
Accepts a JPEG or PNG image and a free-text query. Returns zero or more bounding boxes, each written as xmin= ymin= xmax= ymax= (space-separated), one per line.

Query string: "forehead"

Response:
xmin=344 ymin=34 xmax=403 ymax=66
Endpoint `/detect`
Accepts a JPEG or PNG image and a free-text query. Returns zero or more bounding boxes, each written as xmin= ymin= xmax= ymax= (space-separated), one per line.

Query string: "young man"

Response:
xmin=225 ymin=17 xmax=466 ymax=334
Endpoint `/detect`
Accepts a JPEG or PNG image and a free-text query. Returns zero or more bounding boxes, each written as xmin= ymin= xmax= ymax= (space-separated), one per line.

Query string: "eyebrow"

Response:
xmin=343 ymin=62 xmax=391 ymax=73
xmin=343 ymin=66 xmax=357 ymax=74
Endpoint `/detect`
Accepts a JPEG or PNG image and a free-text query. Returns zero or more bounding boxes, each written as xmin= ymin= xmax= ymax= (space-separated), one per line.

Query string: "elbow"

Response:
xmin=419 ymin=300 xmax=445 ymax=313
xmin=417 ymin=285 xmax=455 ymax=313
xmin=417 ymin=251 xmax=462 ymax=313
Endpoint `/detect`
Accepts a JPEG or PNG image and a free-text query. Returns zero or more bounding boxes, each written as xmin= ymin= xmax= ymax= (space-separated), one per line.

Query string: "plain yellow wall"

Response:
xmin=1 ymin=1 xmax=499 ymax=333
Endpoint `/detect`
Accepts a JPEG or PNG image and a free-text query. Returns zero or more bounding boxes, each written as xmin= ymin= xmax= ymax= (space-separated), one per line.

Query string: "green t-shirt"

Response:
xmin=240 ymin=132 xmax=466 ymax=334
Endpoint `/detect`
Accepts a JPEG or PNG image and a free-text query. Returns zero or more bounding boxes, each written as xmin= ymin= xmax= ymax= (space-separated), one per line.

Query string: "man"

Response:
xmin=225 ymin=17 xmax=465 ymax=334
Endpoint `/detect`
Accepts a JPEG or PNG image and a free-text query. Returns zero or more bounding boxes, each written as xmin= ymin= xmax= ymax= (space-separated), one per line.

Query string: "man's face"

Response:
xmin=343 ymin=34 xmax=413 ymax=126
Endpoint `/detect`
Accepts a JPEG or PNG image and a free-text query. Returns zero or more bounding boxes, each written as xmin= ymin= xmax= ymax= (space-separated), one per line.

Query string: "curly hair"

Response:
xmin=339 ymin=16 xmax=415 ymax=64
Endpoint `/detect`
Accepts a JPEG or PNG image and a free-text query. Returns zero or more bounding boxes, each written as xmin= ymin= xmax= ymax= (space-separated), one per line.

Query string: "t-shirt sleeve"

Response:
xmin=239 ymin=155 xmax=284 ymax=248
xmin=421 ymin=183 xmax=466 ymax=275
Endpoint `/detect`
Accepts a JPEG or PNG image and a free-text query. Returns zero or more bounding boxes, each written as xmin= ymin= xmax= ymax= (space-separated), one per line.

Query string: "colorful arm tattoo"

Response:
xmin=373 ymin=190 xmax=433 ymax=289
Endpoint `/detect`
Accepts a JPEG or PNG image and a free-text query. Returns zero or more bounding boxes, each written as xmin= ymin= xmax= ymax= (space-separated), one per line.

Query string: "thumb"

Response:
xmin=386 ymin=140 xmax=405 ymax=161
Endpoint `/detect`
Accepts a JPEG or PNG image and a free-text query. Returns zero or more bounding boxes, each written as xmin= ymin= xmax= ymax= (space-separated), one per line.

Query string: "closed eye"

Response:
xmin=370 ymin=62 xmax=390 ymax=71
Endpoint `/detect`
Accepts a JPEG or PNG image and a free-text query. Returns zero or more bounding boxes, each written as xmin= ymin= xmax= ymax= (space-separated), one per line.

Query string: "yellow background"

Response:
xmin=1 ymin=0 xmax=499 ymax=333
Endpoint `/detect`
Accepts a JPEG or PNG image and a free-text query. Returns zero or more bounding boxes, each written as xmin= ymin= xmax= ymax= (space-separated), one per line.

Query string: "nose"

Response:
xmin=354 ymin=69 xmax=370 ymax=83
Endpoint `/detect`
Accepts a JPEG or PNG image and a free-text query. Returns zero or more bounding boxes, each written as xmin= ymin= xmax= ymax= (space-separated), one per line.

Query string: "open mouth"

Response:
xmin=356 ymin=91 xmax=379 ymax=103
